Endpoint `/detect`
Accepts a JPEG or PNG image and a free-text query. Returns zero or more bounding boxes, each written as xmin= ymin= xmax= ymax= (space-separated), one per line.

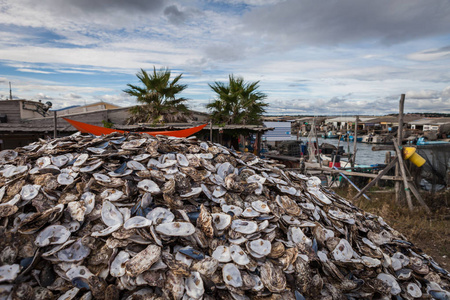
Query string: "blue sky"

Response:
xmin=0 ymin=0 xmax=449 ymax=115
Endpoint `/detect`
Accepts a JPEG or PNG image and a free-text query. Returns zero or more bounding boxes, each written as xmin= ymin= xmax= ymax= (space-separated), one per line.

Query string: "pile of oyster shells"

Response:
xmin=0 ymin=132 xmax=449 ymax=300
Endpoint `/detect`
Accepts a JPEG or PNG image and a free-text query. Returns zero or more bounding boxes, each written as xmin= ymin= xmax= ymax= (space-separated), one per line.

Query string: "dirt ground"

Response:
xmin=333 ymin=186 xmax=450 ymax=269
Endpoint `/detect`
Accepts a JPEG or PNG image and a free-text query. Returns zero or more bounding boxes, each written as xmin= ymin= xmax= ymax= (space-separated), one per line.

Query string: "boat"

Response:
xmin=322 ymin=131 xmax=339 ymax=139
xmin=63 ymin=118 xmax=207 ymax=137
xmin=416 ymin=137 xmax=450 ymax=145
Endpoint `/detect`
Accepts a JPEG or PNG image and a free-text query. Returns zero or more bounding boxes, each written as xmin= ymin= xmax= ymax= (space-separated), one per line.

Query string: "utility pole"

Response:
xmin=9 ymin=82 xmax=12 ymax=100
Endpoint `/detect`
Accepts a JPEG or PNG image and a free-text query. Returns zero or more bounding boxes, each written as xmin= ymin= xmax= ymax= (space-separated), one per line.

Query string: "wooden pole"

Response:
xmin=395 ymin=94 xmax=405 ymax=204
xmin=392 ymin=139 xmax=414 ymax=211
xmin=209 ymin=120 xmax=212 ymax=142
xmin=331 ymin=133 xmax=342 ymax=168
xmin=352 ymin=116 xmax=358 ymax=167
xmin=313 ymin=118 xmax=322 ymax=168
xmin=53 ymin=111 xmax=57 ymax=139
xmin=353 ymin=156 xmax=398 ymax=200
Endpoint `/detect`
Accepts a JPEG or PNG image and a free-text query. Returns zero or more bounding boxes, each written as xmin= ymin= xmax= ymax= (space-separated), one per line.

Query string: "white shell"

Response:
xmin=242 ymin=207 xmax=260 ymax=218
xmin=57 ymin=239 xmax=91 ymax=262
xmin=221 ymin=205 xmax=243 ymax=217
xmin=81 ymin=192 xmax=95 ymax=215
xmin=93 ymin=173 xmax=110 ymax=183
xmin=137 ymin=179 xmax=161 ymax=194
xmin=230 ymin=244 xmax=250 ymax=265
xmin=180 ymin=187 xmax=202 ymax=198
xmin=66 ymin=266 xmax=94 ymax=280
xmin=36 ymin=156 xmax=51 ymax=168
xmin=102 ymin=200 xmax=124 ymax=227
xmin=20 ymin=184 xmax=40 ymax=201
xmin=127 ymin=160 xmax=146 ymax=171
xmin=185 ymin=271 xmax=204 ymax=299
xmin=231 ymin=220 xmax=258 ymax=235
xmin=176 ymin=153 xmax=189 ymax=167
xmin=247 ymin=239 xmax=271 ymax=258
xmin=123 ymin=216 xmax=153 ymax=229
xmin=212 ymin=186 xmax=227 ymax=198
xmin=288 ymin=226 xmax=312 ymax=246
xmin=110 ymin=251 xmax=130 ymax=277
xmin=146 ymin=207 xmax=175 ymax=224
xmin=222 ymin=263 xmax=242 ymax=288
xmin=100 ymin=189 xmax=124 ymax=202
xmin=155 ymin=222 xmax=195 ymax=236
xmin=57 ymin=173 xmax=75 ymax=185
xmin=361 ymin=256 xmax=381 ymax=268
xmin=35 ymin=225 xmax=71 ymax=247
xmin=212 ymin=246 xmax=232 ymax=262
xmin=376 ymin=273 xmax=401 ymax=295
xmin=211 ymin=213 xmax=232 ymax=231
xmin=51 ymin=155 xmax=69 ymax=167
xmin=406 ymin=282 xmax=422 ymax=298
xmin=332 ymin=239 xmax=354 ymax=261
xmin=80 ymin=160 xmax=103 ymax=172
xmin=73 ymin=153 xmax=89 ymax=167
xmin=0 ymin=264 xmax=21 ymax=282
xmin=251 ymin=200 xmax=270 ymax=213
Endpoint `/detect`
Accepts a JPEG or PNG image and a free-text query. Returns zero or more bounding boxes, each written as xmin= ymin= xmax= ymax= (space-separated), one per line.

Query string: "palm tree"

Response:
xmin=124 ymin=67 xmax=189 ymax=124
xmin=207 ymin=75 xmax=268 ymax=125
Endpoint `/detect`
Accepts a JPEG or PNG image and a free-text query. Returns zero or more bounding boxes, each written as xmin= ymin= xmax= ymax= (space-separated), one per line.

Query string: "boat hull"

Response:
xmin=63 ymin=118 xmax=207 ymax=137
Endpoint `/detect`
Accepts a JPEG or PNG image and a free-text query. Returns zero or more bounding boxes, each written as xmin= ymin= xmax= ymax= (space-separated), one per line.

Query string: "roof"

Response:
xmin=409 ymin=117 xmax=450 ymax=125
xmin=115 ymin=123 xmax=273 ymax=133
xmin=364 ymin=115 xmax=422 ymax=124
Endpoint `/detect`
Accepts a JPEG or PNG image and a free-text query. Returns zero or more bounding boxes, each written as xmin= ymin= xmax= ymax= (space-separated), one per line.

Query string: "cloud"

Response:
xmin=408 ymin=45 xmax=450 ymax=61
xmin=164 ymin=5 xmax=190 ymax=25
xmin=17 ymin=68 xmax=54 ymax=74
xmin=242 ymin=0 xmax=450 ymax=47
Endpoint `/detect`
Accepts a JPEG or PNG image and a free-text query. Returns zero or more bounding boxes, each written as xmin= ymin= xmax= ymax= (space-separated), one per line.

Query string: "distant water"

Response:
xmin=297 ymin=136 xmax=389 ymax=166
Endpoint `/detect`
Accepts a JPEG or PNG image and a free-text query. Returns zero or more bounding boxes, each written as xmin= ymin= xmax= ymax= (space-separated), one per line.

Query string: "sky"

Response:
xmin=0 ymin=0 xmax=450 ymax=115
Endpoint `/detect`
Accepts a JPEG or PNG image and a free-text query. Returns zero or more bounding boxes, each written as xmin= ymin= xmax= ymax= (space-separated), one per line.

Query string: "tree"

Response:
xmin=124 ymin=67 xmax=189 ymax=124
xmin=207 ymin=75 xmax=268 ymax=125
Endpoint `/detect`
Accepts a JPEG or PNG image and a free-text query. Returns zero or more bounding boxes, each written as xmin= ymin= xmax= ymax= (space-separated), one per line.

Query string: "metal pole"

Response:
xmin=53 ymin=111 xmax=57 ymax=139
xmin=9 ymin=82 xmax=12 ymax=100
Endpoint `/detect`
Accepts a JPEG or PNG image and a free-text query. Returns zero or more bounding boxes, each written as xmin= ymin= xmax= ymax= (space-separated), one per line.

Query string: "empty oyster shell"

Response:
xmin=185 ymin=271 xmax=204 ymax=299
xmin=146 ymin=207 xmax=175 ymax=224
xmin=376 ymin=273 xmax=401 ymax=295
xmin=109 ymin=251 xmax=130 ymax=277
xmin=0 ymin=264 xmax=21 ymax=283
xmin=57 ymin=239 xmax=91 ymax=262
xmin=35 ymin=225 xmax=71 ymax=247
xmin=331 ymin=239 xmax=354 ymax=261
xmin=222 ymin=263 xmax=242 ymax=288
xmin=123 ymin=216 xmax=152 ymax=229
xmin=211 ymin=213 xmax=231 ymax=231
xmin=137 ymin=179 xmax=161 ymax=194
xmin=247 ymin=239 xmax=271 ymax=258
xmin=212 ymin=245 xmax=232 ymax=262
xmin=155 ymin=222 xmax=195 ymax=236
xmin=231 ymin=220 xmax=258 ymax=235
xmin=230 ymin=244 xmax=250 ymax=265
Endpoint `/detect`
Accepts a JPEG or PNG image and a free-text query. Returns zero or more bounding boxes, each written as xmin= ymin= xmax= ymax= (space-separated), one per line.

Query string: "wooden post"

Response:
xmin=209 ymin=120 xmax=213 ymax=142
xmin=352 ymin=116 xmax=358 ymax=167
xmin=392 ymin=139 xmax=414 ymax=211
xmin=395 ymin=94 xmax=405 ymax=204
xmin=331 ymin=133 xmax=342 ymax=168
xmin=313 ymin=118 xmax=322 ymax=168
xmin=53 ymin=111 xmax=57 ymax=139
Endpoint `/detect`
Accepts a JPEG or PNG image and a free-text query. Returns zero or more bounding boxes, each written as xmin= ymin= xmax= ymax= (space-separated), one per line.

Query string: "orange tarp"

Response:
xmin=63 ymin=118 xmax=207 ymax=138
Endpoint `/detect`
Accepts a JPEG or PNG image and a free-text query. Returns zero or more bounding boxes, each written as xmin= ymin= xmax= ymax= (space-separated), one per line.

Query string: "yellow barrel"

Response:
xmin=403 ymin=147 xmax=426 ymax=167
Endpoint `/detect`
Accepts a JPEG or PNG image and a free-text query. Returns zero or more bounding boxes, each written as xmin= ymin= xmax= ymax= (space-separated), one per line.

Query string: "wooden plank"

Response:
xmin=352 ymin=156 xmax=398 ymax=200
xmin=372 ymin=145 xmax=395 ymax=151
xmin=301 ymin=165 xmax=411 ymax=181
xmin=393 ymin=139 xmax=413 ymax=211
xmin=332 ymin=166 xmax=370 ymax=200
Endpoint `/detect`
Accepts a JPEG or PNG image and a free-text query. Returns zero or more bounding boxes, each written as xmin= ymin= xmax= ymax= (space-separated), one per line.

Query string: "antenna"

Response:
xmin=9 ymin=82 xmax=12 ymax=100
